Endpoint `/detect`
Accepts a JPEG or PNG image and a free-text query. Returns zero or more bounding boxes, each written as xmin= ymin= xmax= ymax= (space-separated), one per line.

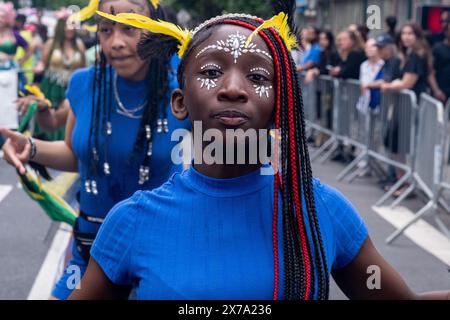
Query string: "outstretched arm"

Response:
xmin=332 ymin=237 xmax=450 ymax=300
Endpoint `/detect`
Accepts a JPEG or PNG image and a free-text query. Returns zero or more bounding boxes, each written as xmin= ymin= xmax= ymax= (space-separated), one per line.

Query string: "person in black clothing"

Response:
xmin=363 ymin=34 xmax=401 ymax=90
xmin=318 ymin=30 xmax=341 ymax=75
xmin=348 ymin=24 xmax=369 ymax=43
xmin=363 ymin=34 xmax=401 ymax=190
xmin=381 ymin=22 xmax=432 ymax=100
xmin=304 ymin=30 xmax=341 ymax=146
xmin=385 ymin=16 xmax=397 ymax=40
xmin=330 ymin=30 xmax=367 ymax=80
xmin=426 ymin=10 xmax=450 ymax=48
xmin=304 ymin=30 xmax=340 ymax=82
xmin=432 ymin=23 xmax=450 ymax=102
xmin=329 ymin=30 xmax=366 ymax=162
xmin=381 ymin=23 xmax=435 ymax=196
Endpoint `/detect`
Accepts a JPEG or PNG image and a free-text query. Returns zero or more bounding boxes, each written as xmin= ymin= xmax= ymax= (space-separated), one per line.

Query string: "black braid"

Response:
xmin=291 ymin=53 xmax=328 ymax=299
xmin=86 ymin=3 xmax=173 ymax=191
xmin=152 ymin=14 xmax=330 ymax=300
xmin=263 ymin=25 xmax=305 ymax=300
xmin=86 ymin=35 xmax=99 ymax=184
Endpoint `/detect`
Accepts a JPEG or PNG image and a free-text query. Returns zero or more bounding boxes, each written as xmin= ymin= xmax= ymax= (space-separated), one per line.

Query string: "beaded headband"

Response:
xmin=95 ymin=10 xmax=298 ymax=58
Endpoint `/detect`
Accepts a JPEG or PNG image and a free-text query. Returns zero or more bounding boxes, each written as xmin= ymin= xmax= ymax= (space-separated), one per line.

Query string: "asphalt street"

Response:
xmin=0 ymin=150 xmax=449 ymax=299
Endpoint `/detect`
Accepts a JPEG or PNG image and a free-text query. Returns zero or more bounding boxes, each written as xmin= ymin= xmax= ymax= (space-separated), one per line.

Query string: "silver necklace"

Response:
xmin=84 ymin=71 xmax=170 ymax=195
xmin=113 ymin=72 xmax=147 ymax=119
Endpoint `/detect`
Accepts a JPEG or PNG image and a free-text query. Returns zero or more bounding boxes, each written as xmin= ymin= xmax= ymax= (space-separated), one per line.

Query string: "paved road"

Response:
xmin=313 ymin=157 xmax=450 ymax=299
xmin=0 ymin=152 xmax=449 ymax=299
xmin=0 ymin=159 xmax=55 ymax=299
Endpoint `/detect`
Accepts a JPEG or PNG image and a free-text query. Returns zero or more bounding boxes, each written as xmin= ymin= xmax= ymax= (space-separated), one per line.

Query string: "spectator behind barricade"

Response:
xmin=304 ymin=30 xmax=341 ymax=147
xmin=381 ymin=23 xmax=433 ymax=101
xmin=426 ymin=10 xmax=450 ymax=48
xmin=375 ymin=34 xmax=402 ymax=191
xmin=14 ymin=13 xmax=34 ymax=84
xmin=357 ymin=38 xmax=384 ymax=114
xmin=362 ymin=35 xmax=401 ymax=92
xmin=330 ymin=30 xmax=367 ymax=163
xmin=380 ymin=23 xmax=435 ymax=196
xmin=296 ymin=26 xmax=321 ymax=73
xmin=432 ymin=23 xmax=450 ymax=103
xmin=348 ymin=24 xmax=369 ymax=44
xmin=304 ymin=30 xmax=340 ymax=84
xmin=385 ymin=16 xmax=398 ymax=41
xmin=367 ymin=34 xmax=402 ymax=192
xmin=330 ymin=30 xmax=366 ymax=80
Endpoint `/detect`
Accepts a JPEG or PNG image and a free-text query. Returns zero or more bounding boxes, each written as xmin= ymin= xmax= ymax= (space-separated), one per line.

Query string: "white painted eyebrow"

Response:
xmin=195 ymin=31 xmax=273 ymax=64
xmin=250 ymin=67 xmax=271 ymax=76
xmin=200 ymin=63 xmax=222 ymax=70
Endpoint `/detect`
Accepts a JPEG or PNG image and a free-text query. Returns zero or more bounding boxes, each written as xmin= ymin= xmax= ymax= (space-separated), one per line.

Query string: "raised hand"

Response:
xmin=0 ymin=128 xmax=31 ymax=175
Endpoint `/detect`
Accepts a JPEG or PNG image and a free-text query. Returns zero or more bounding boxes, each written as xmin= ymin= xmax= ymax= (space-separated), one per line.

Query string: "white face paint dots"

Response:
xmin=250 ymin=68 xmax=272 ymax=99
xmin=195 ymin=31 xmax=272 ymax=64
xmin=250 ymin=67 xmax=271 ymax=76
xmin=197 ymin=78 xmax=218 ymax=90
xmin=195 ymin=32 xmax=274 ymax=97
xmin=197 ymin=63 xmax=222 ymax=90
xmin=253 ymin=84 xmax=273 ymax=98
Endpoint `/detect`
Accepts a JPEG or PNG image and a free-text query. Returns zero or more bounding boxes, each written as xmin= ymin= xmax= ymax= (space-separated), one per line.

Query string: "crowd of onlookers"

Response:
xmin=293 ymin=10 xmax=450 ymax=195
xmin=2 ymin=4 xmax=450 ymax=196
xmin=294 ymin=10 xmax=450 ymax=105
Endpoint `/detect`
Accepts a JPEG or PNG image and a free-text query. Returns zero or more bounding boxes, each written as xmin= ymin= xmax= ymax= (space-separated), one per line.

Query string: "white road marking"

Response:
xmin=0 ymin=184 xmax=12 ymax=204
xmin=27 ymin=225 xmax=72 ymax=300
xmin=373 ymin=205 xmax=450 ymax=267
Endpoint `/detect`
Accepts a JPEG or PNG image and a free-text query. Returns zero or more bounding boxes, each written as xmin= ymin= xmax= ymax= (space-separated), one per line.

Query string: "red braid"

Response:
xmin=222 ymin=19 xmax=312 ymax=300
xmin=275 ymin=32 xmax=312 ymax=299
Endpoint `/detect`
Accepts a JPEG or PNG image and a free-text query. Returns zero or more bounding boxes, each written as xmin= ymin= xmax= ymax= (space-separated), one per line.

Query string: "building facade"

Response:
xmin=297 ymin=0 xmax=450 ymax=35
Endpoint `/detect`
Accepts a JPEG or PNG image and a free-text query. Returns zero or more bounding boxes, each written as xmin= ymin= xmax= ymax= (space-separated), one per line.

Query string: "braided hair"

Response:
xmin=138 ymin=1 xmax=329 ymax=300
xmin=86 ymin=1 xmax=173 ymax=193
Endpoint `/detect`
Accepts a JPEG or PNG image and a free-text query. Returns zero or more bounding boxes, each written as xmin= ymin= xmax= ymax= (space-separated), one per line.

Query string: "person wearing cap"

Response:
xmin=357 ymin=38 xmax=384 ymax=113
xmin=361 ymin=34 xmax=401 ymax=192
xmin=361 ymin=34 xmax=401 ymax=92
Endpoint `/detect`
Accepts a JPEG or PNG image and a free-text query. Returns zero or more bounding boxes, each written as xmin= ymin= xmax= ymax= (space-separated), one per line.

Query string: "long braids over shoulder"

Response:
xmin=85 ymin=2 xmax=172 ymax=194
xmin=137 ymin=1 xmax=329 ymax=300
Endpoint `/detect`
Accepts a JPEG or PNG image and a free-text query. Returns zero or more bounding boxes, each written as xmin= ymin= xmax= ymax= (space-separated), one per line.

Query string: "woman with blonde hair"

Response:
xmin=329 ymin=30 xmax=366 ymax=80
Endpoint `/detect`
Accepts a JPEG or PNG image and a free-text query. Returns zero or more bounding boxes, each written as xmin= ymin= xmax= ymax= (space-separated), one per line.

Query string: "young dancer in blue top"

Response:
xmin=70 ymin=1 xmax=449 ymax=300
xmin=0 ymin=0 xmax=189 ymax=300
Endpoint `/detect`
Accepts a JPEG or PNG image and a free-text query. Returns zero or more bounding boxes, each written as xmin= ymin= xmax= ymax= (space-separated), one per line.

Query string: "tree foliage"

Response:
xmin=12 ymin=0 xmax=89 ymax=10
xmin=164 ymin=0 xmax=273 ymax=24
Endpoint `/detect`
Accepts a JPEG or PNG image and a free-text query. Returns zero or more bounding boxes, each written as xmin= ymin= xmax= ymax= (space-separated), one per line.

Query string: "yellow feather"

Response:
xmin=245 ymin=12 xmax=297 ymax=51
xmin=83 ymin=24 xmax=98 ymax=33
xmin=96 ymin=11 xmax=192 ymax=58
xmin=150 ymin=0 xmax=159 ymax=9
xmin=77 ymin=0 xmax=100 ymax=22
xmin=73 ymin=0 xmax=158 ymax=24
xmin=25 ymin=85 xmax=44 ymax=99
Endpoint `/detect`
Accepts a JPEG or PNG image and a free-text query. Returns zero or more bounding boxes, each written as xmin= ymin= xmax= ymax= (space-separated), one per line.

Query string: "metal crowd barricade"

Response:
xmin=334 ymin=79 xmax=388 ymax=182
xmin=333 ymin=79 xmax=366 ymax=149
xmin=333 ymin=83 xmax=418 ymax=204
xmin=386 ymin=94 xmax=450 ymax=243
xmin=371 ymin=90 xmax=420 ymax=207
xmin=303 ymin=75 xmax=341 ymax=162
xmin=299 ymin=73 xmax=317 ymax=139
